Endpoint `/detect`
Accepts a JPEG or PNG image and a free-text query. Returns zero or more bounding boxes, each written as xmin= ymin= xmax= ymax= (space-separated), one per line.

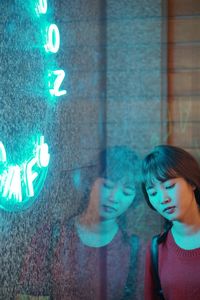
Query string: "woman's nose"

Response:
xmin=108 ymin=188 xmax=120 ymax=203
xmin=160 ymin=190 xmax=171 ymax=204
xmin=161 ymin=197 xmax=171 ymax=204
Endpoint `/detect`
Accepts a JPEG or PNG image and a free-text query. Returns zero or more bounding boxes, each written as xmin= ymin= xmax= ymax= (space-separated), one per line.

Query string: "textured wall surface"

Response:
xmin=106 ymin=0 xmax=167 ymax=151
xmin=0 ymin=0 xmax=166 ymax=298
xmin=168 ymin=0 xmax=200 ymax=162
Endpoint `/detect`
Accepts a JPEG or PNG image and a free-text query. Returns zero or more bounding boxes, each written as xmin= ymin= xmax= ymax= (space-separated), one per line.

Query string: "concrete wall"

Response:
xmin=0 ymin=0 xmax=166 ymax=297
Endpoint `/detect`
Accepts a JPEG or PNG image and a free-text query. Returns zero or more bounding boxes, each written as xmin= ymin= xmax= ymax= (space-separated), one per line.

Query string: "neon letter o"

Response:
xmin=45 ymin=24 xmax=60 ymax=53
xmin=37 ymin=0 xmax=48 ymax=14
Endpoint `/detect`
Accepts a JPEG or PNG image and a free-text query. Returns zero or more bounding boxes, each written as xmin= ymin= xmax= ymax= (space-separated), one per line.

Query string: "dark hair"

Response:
xmin=72 ymin=146 xmax=141 ymax=225
xmin=99 ymin=146 xmax=141 ymax=239
xmin=99 ymin=145 xmax=141 ymax=182
xmin=142 ymin=145 xmax=200 ymax=210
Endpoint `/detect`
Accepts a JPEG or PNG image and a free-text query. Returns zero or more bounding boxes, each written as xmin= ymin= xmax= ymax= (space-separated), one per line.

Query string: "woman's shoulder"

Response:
xmin=144 ymin=229 xmax=170 ymax=257
xmin=128 ymin=234 xmax=141 ymax=247
xmin=118 ymin=233 xmax=144 ymax=256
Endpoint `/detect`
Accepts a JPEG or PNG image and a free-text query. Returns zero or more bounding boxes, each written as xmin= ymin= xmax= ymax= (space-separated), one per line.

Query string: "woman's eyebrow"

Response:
xmin=123 ymin=181 xmax=135 ymax=187
xmin=124 ymin=185 xmax=135 ymax=190
xmin=146 ymin=185 xmax=154 ymax=191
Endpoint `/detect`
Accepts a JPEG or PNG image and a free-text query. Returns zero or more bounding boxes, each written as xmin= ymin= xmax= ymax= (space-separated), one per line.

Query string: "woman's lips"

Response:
xmin=163 ymin=206 xmax=176 ymax=214
xmin=102 ymin=205 xmax=117 ymax=212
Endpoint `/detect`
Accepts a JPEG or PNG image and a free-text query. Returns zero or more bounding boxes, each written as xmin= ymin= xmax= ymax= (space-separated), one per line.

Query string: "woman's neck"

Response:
xmin=75 ymin=216 xmax=119 ymax=247
xmin=170 ymin=203 xmax=200 ymax=250
xmin=172 ymin=203 xmax=200 ymax=236
xmin=77 ymin=215 xmax=118 ymax=234
xmin=171 ymin=221 xmax=200 ymax=250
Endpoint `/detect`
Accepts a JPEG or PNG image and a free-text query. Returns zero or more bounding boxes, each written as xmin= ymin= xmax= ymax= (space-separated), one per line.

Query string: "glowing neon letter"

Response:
xmin=45 ymin=24 xmax=60 ymax=53
xmin=3 ymin=166 xmax=22 ymax=202
xmin=36 ymin=136 xmax=50 ymax=168
xmin=0 ymin=142 xmax=6 ymax=162
xmin=25 ymin=158 xmax=38 ymax=197
xmin=49 ymin=70 xmax=66 ymax=96
xmin=36 ymin=0 xmax=48 ymax=15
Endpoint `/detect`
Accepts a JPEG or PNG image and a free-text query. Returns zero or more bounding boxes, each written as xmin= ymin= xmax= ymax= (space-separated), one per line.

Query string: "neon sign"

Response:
xmin=0 ymin=136 xmax=50 ymax=211
xmin=45 ymin=24 xmax=60 ymax=53
xmin=36 ymin=0 xmax=48 ymax=14
xmin=36 ymin=0 xmax=67 ymax=97
xmin=0 ymin=0 xmax=67 ymax=211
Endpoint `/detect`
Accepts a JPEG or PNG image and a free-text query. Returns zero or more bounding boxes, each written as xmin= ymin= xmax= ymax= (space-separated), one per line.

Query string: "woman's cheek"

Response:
xmin=150 ymin=198 xmax=160 ymax=212
xmin=100 ymin=187 xmax=109 ymax=202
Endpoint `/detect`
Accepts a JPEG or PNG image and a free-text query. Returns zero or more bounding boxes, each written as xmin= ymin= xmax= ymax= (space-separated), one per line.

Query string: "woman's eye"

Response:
xmin=123 ymin=187 xmax=135 ymax=196
xmin=148 ymin=191 xmax=157 ymax=197
xmin=102 ymin=179 xmax=114 ymax=189
xmin=165 ymin=183 xmax=175 ymax=189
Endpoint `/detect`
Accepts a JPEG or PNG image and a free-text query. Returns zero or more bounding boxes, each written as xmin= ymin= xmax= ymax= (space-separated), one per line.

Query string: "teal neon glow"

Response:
xmin=37 ymin=0 xmax=67 ymax=97
xmin=3 ymin=166 xmax=22 ymax=202
xmin=0 ymin=142 xmax=6 ymax=162
xmin=36 ymin=0 xmax=47 ymax=15
xmin=24 ymin=157 xmax=39 ymax=197
xmin=45 ymin=24 xmax=60 ymax=53
xmin=36 ymin=135 xmax=50 ymax=167
xmin=0 ymin=136 xmax=50 ymax=211
xmin=49 ymin=70 xmax=67 ymax=96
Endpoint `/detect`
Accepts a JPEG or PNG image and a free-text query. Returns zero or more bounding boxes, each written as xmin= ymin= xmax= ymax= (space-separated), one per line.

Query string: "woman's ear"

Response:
xmin=192 ymin=184 xmax=196 ymax=191
xmin=188 ymin=180 xmax=196 ymax=191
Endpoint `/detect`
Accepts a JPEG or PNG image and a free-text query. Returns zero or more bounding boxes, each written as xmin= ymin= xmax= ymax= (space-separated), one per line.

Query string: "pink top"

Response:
xmin=145 ymin=230 xmax=200 ymax=300
xmin=20 ymin=220 xmax=142 ymax=299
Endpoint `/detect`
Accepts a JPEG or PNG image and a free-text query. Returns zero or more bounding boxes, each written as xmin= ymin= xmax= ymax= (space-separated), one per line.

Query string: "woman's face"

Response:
xmin=146 ymin=177 xmax=196 ymax=222
xmin=90 ymin=176 xmax=136 ymax=221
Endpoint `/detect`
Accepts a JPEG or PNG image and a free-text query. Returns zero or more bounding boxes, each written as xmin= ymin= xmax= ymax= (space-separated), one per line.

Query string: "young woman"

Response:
xmin=142 ymin=145 xmax=200 ymax=300
xmin=17 ymin=146 xmax=143 ymax=300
